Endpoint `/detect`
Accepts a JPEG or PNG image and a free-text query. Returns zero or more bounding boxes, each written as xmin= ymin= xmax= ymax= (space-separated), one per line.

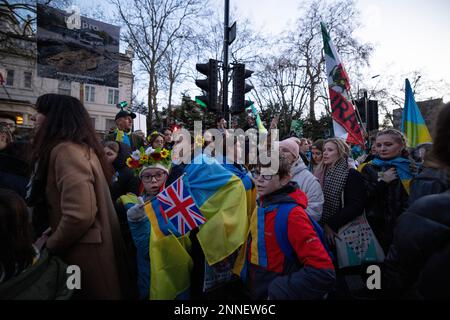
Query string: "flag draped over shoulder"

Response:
xmin=221 ymin=162 xmax=257 ymax=281
xmin=401 ymin=78 xmax=432 ymax=148
xmin=144 ymin=154 xmax=248 ymax=299
xmin=371 ymin=157 xmax=414 ymax=194
xmin=321 ymin=22 xmax=365 ymax=146
xmin=185 ymin=155 xmax=248 ymax=265
xmin=143 ymin=199 xmax=193 ymax=300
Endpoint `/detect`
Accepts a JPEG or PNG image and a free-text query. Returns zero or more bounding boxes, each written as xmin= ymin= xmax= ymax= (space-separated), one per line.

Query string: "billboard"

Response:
xmin=37 ymin=4 xmax=120 ymax=87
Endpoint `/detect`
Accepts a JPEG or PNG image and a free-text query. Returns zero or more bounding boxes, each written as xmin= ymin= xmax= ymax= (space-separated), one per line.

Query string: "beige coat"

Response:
xmin=45 ymin=142 xmax=131 ymax=299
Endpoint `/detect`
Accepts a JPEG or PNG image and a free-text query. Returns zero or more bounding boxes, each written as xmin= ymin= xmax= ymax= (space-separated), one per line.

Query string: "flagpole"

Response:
xmin=347 ymin=88 xmax=368 ymax=145
xmin=323 ymin=84 xmax=334 ymax=138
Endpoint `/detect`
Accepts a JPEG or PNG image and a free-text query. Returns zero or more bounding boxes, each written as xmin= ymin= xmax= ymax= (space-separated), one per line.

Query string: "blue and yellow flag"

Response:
xmin=143 ymin=154 xmax=248 ymax=299
xmin=185 ymin=155 xmax=248 ymax=265
xmin=371 ymin=157 xmax=414 ymax=194
xmin=115 ymin=129 xmax=131 ymax=147
xmin=144 ymin=200 xmax=193 ymax=300
xmin=401 ymin=78 xmax=432 ymax=148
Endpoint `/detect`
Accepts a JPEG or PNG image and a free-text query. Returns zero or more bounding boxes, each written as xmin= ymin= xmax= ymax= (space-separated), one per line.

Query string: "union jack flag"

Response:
xmin=156 ymin=176 xmax=206 ymax=236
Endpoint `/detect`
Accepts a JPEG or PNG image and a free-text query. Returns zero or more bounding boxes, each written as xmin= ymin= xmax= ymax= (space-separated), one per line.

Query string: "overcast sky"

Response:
xmin=73 ymin=0 xmax=450 ymax=104
xmin=225 ymin=0 xmax=450 ymax=98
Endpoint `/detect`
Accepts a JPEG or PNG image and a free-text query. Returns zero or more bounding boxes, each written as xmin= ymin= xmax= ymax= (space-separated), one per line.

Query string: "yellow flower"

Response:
xmin=126 ymin=157 xmax=132 ymax=167
xmin=126 ymin=157 xmax=140 ymax=169
xmin=160 ymin=149 xmax=170 ymax=159
xmin=139 ymin=155 xmax=149 ymax=164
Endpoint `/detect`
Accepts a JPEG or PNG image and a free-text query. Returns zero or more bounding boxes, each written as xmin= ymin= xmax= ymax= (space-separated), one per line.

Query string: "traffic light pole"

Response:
xmin=223 ymin=0 xmax=230 ymax=127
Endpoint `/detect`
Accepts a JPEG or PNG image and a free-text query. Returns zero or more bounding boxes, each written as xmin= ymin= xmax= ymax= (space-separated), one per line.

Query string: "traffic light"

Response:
xmin=354 ymin=98 xmax=379 ymax=132
xmin=116 ymin=101 xmax=128 ymax=109
xmin=195 ymin=59 xmax=219 ymax=112
xmin=231 ymin=63 xmax=254 ymax=114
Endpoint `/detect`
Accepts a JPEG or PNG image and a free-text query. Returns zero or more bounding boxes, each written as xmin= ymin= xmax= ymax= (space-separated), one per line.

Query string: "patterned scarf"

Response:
xmin=319 ymin=157 xmax=349 ymax=226
xmin=115 ymin=129 xmax=131 ymax=147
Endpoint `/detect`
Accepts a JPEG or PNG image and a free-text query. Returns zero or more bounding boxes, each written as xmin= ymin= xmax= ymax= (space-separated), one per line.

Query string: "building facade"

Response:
xmin=392 ymin=98 xmax=444 ymax=135
xmin=0 ymin=11 xmax=133 ymax=136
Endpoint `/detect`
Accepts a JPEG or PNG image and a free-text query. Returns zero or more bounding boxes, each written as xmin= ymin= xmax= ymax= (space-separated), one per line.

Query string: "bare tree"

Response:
xmin=0 ymin=0 xmax=72 ymax=58
xmin=253 ymin=54 xmax=310 ymax=135
xmin=110 ymin=0 xmax=205 ymax=128
xmin=158 ymin=33 xmax=196 ymax=122
xmin=188 ymin=8 xmax=267 ymax=112
xmin=367 ymin=70 xmax=450 ymax=128
xmin=285 ymin=0 xmax=373 ymax=120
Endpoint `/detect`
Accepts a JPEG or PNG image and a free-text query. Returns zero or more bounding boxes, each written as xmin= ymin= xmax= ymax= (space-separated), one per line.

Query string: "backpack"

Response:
xmin=274 ymin=202 xmax=334 ymax=263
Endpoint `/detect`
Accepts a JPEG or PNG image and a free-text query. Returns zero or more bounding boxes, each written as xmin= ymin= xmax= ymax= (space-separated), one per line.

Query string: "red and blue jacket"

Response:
xmin=247 ymin=182 xmax=335 ymax=299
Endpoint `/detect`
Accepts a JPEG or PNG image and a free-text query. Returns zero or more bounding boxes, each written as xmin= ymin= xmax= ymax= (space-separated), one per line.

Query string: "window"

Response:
xmin=108 ymin=89 xmax=119 ymax=105
xmin=85 ymin=85 xmax=95 ymax=102
xmin=6 ymin=70 xmax=14 ymax=86
xmin=24 ymin=71 xmax=32 ymax=88
xmin=90 ymin=117 xmax=96 ymax=129
xmin=58 ymin=81 xmax=71 ymax=95
xmin=105 ymin=119 xmax=116 ymax=131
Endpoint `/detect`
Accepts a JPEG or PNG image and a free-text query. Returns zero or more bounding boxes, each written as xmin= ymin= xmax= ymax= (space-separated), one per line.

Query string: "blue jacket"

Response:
xmin=127 ymin=194 xmax=152 ymax=299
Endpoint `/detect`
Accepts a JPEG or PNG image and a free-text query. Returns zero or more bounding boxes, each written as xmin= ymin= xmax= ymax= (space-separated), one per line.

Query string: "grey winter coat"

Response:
xmin=290 ymin=158 xmax=324 ymax=221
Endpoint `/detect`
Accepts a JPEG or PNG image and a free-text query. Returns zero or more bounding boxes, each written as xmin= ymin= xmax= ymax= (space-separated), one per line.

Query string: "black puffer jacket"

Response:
xmin=409 ymin=167 xmax=450 ymax=206
xmin=382 ymin=190 xmax=450 ymax=299
xmin=110 ymin=142 xmax=140 ymax=203
xmin=360 ymin=161 xmax=410 ymax=252
xmin=0 ymin=142 xmax=31 ymax=198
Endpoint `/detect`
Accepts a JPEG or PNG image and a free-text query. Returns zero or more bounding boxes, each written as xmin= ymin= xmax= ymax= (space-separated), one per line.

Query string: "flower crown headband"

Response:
xmin=147 ymin=131 xmax=163 ymax=142
xmin=126 ymin=146 xmax=171 ymax=176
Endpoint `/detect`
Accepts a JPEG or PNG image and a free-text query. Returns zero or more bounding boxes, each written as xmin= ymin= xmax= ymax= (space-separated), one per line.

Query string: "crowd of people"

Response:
xmin=0 ymin=93 xmax=449 ymax=300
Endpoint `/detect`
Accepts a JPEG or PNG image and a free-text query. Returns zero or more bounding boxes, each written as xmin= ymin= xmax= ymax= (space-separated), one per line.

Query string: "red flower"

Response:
xmin=129 ymin=159 xmax=140 ymax=168
xmin=151 ymin=152 xmax=162 ymax=161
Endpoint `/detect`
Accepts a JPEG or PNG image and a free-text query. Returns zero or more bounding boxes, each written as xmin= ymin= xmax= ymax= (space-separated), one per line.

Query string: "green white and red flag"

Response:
xmin=321 ymin=22 xmax=365 ymax=146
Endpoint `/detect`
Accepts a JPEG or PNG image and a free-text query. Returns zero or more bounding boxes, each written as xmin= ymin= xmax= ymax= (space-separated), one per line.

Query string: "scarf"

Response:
xmin=26 ymin=161 xmax=50 ymax=238
xmin=248 ymin=205 xmax=274 ymax=268
xmin=371 ymin=157 xmax=414 ymax=194
xmin=319 ymin=157 xmax=349 ymax=226
xmin=115 ymin=129 xmax=131 ymax=147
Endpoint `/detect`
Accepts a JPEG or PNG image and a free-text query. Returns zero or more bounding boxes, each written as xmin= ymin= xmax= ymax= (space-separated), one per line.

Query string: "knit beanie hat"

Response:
xmin=279 ymin=138 xmax=300 ymax=161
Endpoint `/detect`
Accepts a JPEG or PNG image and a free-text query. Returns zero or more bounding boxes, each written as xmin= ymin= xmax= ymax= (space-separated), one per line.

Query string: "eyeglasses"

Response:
xmin=251 ymin=170 xmax=275 ymax=181
xmin=141 ymin=172 xmax=167 ymax=182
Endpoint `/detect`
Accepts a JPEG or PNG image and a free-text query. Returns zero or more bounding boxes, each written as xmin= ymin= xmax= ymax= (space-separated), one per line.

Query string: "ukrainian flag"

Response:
xmin=144 ymin=200 xmax=193 ymax=300
xmin=402 ymin=78 xmax=432 ymax=148
xmin=143 ymin=154 xmax=248 ymax=299
xmin=232 ymin=205 xmax=269 ymax=281
xmin=185 ymin=155 xmax=248 ymax=265
xmin=221 ymin=162 xmax=257 ymax=281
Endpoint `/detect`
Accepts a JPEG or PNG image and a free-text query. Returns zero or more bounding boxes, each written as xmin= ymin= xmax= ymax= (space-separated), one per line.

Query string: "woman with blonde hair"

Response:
xmin=359 ymin=129 xmax=417 ymax=252
xmin=314 ymin=138 xmax=366 ymax=247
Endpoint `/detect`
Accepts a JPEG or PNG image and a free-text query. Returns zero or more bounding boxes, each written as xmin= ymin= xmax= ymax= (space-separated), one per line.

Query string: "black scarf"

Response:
xmin=26 ymin=160 xmax=50 ymax=239
xmin=319 ymin=158 xmax=349 ymax=226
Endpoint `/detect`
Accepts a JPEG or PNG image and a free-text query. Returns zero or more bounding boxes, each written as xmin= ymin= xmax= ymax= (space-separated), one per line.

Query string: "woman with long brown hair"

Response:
xmin=27 ymin=94 xmax=134 ymax=299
